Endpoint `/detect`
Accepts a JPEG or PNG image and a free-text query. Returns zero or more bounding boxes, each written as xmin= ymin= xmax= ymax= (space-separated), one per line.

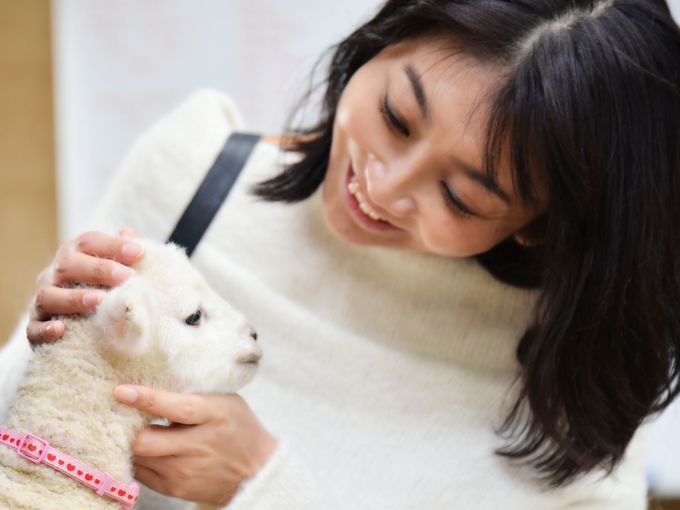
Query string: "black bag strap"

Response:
xmin=166 ymin=131 xmax=261 ymax=257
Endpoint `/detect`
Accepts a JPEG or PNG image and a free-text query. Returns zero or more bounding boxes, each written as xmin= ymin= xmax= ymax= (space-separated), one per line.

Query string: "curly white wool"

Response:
xmin=0 ymin=238 xmax=260 ymax=510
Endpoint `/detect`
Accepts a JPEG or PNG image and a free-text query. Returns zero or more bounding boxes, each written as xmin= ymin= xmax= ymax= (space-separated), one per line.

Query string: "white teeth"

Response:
xmin=368 ymin=210 xmax=382 ymax=221
xmin=347 ymin=176 xmax=386 ymax=221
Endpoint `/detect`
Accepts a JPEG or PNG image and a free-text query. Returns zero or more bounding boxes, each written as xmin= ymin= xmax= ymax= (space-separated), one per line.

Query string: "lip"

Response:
xmin=344 ymin=163 xmax=401 ymax=232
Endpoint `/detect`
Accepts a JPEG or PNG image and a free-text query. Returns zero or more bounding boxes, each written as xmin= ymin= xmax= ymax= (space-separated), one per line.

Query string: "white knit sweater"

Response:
xmin=0 ymin=89 xmax=652 ymax=509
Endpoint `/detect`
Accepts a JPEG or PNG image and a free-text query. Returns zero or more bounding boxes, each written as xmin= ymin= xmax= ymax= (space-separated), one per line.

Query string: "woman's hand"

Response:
xmin=113 ymin=385 xmax=279 ymax=506
xmin=26 ymin=227 xmax=146 ymax=349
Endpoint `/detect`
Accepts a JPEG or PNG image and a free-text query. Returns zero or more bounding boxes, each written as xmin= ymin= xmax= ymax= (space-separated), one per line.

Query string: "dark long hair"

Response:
xmin=249 ymin=0 xmax=680 ymax=488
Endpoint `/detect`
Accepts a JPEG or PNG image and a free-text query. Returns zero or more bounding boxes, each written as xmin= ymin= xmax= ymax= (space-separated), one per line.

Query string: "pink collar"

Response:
xmin=0 ymin=427 xmax=139 ymax=508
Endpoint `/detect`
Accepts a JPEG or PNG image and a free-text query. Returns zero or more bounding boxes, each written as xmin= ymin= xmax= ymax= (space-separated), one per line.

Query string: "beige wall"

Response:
xmin=0 ymin=0 xmax=56 ymax=346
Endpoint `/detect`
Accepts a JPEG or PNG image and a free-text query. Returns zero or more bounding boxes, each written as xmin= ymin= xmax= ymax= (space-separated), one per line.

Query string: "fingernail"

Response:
xmin=83 ymin=291 xmax=103 ymax=307
xmin=47 ymin=321 xmax=65 ymax=337
xmin=115 ymin=385 xmax=138 ymax=403
xmin=112 ymin=265 xmax=134 ymax=282
xmin=122 ymin=242 xmax=144 ymax=258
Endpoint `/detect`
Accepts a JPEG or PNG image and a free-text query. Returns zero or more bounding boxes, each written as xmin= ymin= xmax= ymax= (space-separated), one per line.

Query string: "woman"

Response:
xmin=6 ymin=0 xmax=679 ymax=508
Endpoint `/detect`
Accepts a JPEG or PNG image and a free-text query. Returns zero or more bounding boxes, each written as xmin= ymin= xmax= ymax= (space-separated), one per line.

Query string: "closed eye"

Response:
xmin=439 ymin=182 xmax=477 ymax=219
xmin=380 ymin=94 xmax=410 ymax=137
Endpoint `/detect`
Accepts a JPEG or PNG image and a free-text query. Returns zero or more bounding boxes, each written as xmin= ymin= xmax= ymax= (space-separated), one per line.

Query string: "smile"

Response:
xmin=344 ymin=163 xmax=400 ymax=231
xmin=348 ymin=179 xmax=385 ymax=221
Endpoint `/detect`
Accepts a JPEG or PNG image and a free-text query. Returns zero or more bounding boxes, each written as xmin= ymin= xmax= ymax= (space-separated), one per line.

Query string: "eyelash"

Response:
xmin=379 ymin=94 xmax=476 ymax=220
xmin=380 ymin=94 xmax=410 ymax=137
xmin=439 ymin=182 xmax=475 ymax=219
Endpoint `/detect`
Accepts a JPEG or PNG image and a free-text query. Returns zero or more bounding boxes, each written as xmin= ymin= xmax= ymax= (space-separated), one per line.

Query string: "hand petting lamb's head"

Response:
xmin=92 ymin=238 xmax=261 ymax=394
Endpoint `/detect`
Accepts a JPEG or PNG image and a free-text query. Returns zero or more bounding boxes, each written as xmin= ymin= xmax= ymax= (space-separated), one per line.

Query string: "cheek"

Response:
xmin=417 ymin=213 xmax=512 ymax=257
xmin=335 ymin=71 xmax=386 ymax=152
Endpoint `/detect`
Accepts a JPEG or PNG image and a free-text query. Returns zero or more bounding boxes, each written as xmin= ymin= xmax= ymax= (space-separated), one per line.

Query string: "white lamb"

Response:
xmin=0 ymin=237 xmax=262 ymax=510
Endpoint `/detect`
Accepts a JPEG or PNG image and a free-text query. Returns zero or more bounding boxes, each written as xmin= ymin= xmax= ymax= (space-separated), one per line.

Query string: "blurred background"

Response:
xmin=1 ymin=1 xmax=680 ymax=507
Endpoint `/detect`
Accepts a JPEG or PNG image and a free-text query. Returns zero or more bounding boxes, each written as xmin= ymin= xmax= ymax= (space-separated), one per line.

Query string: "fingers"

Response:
xmin=114 ymin=385 xmax=215 ymax=425
xmin=52 ymin=250 xmax=136 ymax=288
xmin=71 ymin=229 xmax=145 ymax=267
xmin=26 ymin=320 xmax=65 ymax=347
xmin=30 ymin=285 xmax=107 ymax=321
xmin=35 ymin=266 xmax=52 ymax=289
xmin=131 ymin=424 xmax=193 ymax=457
xmin=131 ymin=463 xmax=166 ymax=494
xmin=25 ymin=226 xmax=142 ymax=349
xmin=26 ymin=284 xmax=107 ymax=346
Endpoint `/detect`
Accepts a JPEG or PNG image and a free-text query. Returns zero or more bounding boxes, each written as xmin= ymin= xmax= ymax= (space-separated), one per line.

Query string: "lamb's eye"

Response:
xmin=185 ymin=309 xmax=202 ymax=326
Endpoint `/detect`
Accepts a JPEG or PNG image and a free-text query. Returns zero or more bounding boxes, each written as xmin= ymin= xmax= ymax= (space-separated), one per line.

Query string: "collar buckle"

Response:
xmin=17 ymin=432 xmax=49 ymax=464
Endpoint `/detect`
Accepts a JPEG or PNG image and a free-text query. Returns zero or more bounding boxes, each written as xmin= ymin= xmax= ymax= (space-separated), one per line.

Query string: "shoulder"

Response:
xmin=259 ymin=132 xmax=320 ymax=151
xmin=144 ymin=88 xmax=245 ymax=150
xmin=86 ymin=89 xmax=245 ymax=240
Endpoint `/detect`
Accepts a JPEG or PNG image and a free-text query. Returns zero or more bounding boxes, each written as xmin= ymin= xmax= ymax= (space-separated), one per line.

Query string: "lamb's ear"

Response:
xmin=93 ymin=276 xmax=159 ymax=356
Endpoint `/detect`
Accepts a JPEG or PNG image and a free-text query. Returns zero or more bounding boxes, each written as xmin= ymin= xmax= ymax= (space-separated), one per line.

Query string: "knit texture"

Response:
xmin=0 ymin=89 xmax=652 ymax=509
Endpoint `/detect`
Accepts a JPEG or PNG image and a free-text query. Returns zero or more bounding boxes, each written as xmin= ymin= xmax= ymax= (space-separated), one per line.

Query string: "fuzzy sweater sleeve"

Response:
xmin=0 ymin=310 xmax=33 ymax=423
xmin=223 ymin=440 xmax=330 ymax=510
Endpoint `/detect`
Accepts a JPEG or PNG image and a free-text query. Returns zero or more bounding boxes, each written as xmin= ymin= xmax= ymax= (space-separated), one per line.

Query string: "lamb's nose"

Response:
xmin=237 ymin=350 xmax=262 ymax=364
xmin=239 ymin=322 xmax=258 ymax=342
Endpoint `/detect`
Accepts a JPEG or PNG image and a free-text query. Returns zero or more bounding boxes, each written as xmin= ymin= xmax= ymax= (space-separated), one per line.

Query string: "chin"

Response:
xmin=322 ymin=206 xmax=369 ymax=246
xmin=177 ymin=364 xmax=259 ymax=394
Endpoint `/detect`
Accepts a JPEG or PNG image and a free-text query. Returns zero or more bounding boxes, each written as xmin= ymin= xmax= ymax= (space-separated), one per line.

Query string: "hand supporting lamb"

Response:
xmin=26 ymin=227 xmax=144 ymax=348
xmin=113 ymin=384 xmax=278 ymax=507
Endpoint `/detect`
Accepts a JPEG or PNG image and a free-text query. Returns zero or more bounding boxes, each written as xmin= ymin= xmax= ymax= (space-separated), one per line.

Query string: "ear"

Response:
xmin=512 ymin=213 xmax=548 ymax=247
xmin=93 ymin=276 xmax=159 ymax=356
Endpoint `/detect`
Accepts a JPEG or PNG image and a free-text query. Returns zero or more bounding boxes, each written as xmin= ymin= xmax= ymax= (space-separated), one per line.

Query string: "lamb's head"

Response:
xmin=91 ymin=238 xmax=261 ymax=394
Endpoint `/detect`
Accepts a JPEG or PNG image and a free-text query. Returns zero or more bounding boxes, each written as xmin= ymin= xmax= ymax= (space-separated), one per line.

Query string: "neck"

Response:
xmin=0 ymin=316 xmax=149 ymax=490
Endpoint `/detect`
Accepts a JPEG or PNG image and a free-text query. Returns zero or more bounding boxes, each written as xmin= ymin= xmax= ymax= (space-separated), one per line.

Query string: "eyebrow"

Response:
xmin=454 ymin=157 xmax=513 ymax=206
xmin=404 ymin=64 xmax=429 ymax=121
xmin=404 ymin=63 xmax=512 ymax=207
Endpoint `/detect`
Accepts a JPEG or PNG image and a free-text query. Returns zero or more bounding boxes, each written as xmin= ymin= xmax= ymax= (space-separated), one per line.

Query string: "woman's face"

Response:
xmin=322 ymin=36 xmax=546 ymax=258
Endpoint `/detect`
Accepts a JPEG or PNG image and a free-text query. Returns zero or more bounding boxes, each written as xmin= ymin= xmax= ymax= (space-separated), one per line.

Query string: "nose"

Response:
xmin=237 ymin=349 xmax=262 ymax=364
xmin=238 ymin=321 xmax=258 ymax=341
xmin=237 ymin=342 xmax=263 ymax=364
xmin=364 ymin=153 xmax=416 ymax=219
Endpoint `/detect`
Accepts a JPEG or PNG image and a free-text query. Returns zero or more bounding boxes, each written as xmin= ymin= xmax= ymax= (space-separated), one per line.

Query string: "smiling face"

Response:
xmin=322 ymin=36 xmax=547 ymax=258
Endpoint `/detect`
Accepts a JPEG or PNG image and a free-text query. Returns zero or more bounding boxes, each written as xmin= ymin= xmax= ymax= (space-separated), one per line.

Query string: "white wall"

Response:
xmin=51 ymin=0 xmax=383 ymax=243
xmin=671 ymin=0 xmax=680 ymax=21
